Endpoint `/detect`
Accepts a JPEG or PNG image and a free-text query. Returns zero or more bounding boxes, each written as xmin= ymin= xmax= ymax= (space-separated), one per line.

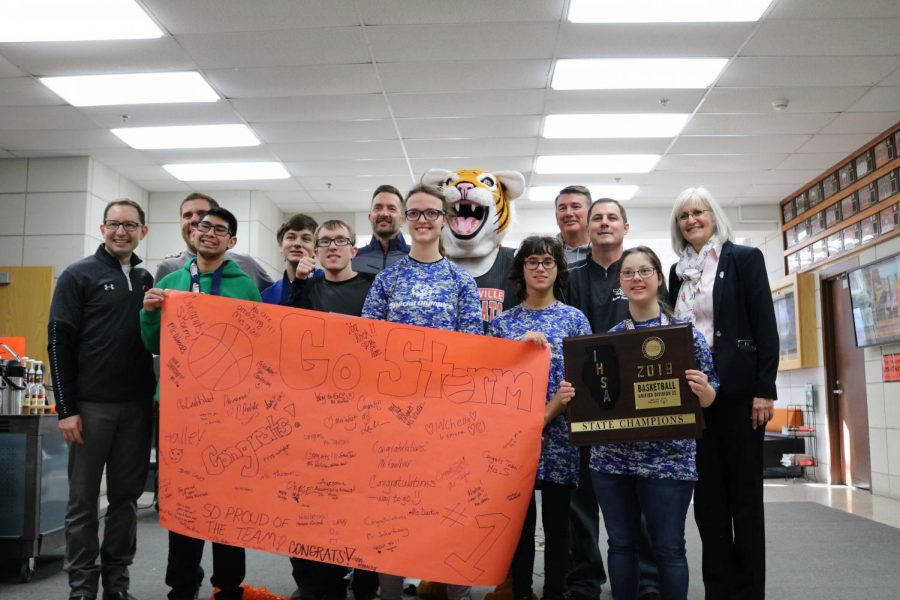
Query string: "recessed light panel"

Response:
xmin=40 ymin=72 xmax=218 ymax=107
xmin=543 ymin=114 xmax=690 ymax=138
xmin=552 ymin=58 xmax=727 ymax=90
xmin=568 ymin=0 xmax=775 ymax=23
xmin=529 ymin=185 xmax=639 ymax=201
xmin=0 ymin=0 xmax=163 ymax=42
xmin=535 ymin=155 xmax=660 ymax=174
xmin=111 ymin=125 xmax=260 ymax=150
xmin=164 ymin=162 xmax=290 ymax=181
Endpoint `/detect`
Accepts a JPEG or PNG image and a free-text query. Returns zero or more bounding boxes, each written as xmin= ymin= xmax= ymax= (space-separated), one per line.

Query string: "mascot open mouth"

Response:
xmin=449 ymin=200 xmax=488 ymax=240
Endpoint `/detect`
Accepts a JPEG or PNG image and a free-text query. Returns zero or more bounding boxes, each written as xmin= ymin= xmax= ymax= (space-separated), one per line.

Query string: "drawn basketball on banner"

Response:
xmin=188 ymin=322 xmax=254 ymax=390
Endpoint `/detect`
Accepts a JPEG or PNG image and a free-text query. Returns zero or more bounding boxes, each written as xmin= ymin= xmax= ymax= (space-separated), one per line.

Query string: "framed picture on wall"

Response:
xmin=847 ymin=252 xmax=900 ymax=348
xmin=771 ymin=273 xmax=818 ymax=369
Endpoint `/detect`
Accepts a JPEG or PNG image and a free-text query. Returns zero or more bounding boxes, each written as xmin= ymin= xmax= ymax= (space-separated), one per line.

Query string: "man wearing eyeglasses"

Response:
xmin=48 ymin=199 xmax=156 ymax=600
xmin=261 ymin=213 xmax=322 ymax=305
xmin=284 ymin=219 xmax=373 ymax=600
xmin=565 ymin=199 xmax=664 ymax=600
xmin=140 ymin=207 xmax=260 ymax=600
xmin=154 ymin=192 xmax=274 ymax=292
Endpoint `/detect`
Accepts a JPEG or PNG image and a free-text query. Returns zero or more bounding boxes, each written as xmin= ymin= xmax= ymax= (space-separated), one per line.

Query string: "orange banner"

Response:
xmin=158 ymin=291 xmax=548 ymax=585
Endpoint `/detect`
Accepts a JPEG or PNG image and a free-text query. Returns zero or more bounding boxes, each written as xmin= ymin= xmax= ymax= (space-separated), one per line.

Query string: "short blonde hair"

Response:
xmin=669 ymin=186 xmax=734 ymax=255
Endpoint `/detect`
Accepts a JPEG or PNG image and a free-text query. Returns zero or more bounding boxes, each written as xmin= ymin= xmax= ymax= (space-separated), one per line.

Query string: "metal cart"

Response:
xmin=0 ymin=415 xmax=68 ymax=582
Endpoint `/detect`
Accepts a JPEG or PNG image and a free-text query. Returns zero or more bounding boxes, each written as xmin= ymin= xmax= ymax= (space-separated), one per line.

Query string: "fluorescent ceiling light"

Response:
xmin=535 ymin=155 xmax=660 ymax=174
xmin=568 ymin=0 xmax=775 ymax=23
xmin=164 ymin=162 xmax=290 ymax=181
xmin=0 ymin=0 xmax=163 ymax=42
xmin=40 ymin=72 xmax=218 ymax=107
xmin=552 ymin=58 xmax=727 ymax=90
xmin=529 ymin=185 xmax=639 ymax=201
xmin=543 ymin=114 xmax=690 ymax=138
xmin=111 ymin=125 xmax=260 ymax=150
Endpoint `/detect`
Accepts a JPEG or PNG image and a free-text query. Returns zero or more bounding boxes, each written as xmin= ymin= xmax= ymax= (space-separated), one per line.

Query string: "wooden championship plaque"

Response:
xmin=563 ymin=323 xmax=703 ymax=444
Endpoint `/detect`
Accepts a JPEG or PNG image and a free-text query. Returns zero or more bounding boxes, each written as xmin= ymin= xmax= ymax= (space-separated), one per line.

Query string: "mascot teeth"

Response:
xmin=452 ymin=201 xmax=487 ymax=237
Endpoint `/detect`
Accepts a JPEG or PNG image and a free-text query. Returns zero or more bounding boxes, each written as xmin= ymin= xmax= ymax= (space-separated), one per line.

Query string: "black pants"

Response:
xmin=290 ymin=557 xmax=350 ymax=600
xmin=693 ymin=393 xmax=766 ymax=600
xmin=350 ymin=569 xmax=379 ymax=600
xmin=512 ymin=483 xmax=571 ymax=600
xmin=166 ymin=531 xmax=245 ymax=600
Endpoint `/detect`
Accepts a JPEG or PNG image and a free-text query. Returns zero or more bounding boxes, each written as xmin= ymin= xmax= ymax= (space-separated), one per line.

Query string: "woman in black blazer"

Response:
xmin=667 ymin=187 xmax=778 ymax=600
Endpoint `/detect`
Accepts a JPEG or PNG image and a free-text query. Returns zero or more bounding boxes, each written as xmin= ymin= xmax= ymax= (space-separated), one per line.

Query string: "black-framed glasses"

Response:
xmin=524 ymin=257 xmax=557 ymax=271
xmin=620 ymin=267 xmax=656 ymax=280
xmin=316 ymin=236 xmax=353 ymax=248
xmin=194 ymin=221 xmax=231 ymax=237
xmin=676 ymin=209 xmax=711 ymax=222
xmin=405 ymin=208 xmax=445 ymax=222
xmin=103 ymin=220 xmax=141 ymax=232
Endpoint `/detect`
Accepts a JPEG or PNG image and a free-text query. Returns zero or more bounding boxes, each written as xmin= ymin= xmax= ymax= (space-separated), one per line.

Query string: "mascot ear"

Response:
xmin=421 ymin=168 xmax=453 ymax=189
xmin=493 ymin=171 xmax=526 ymax=201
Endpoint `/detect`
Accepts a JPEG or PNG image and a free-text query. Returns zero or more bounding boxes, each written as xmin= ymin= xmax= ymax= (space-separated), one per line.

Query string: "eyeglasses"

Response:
xmin=316 ymin=236 xmax=353 ymax=248
xmin=676 ymin=209 xmax=711 ymax=222
xmin=103 ymin=220 xmax=141 ymax=232
xmin=620 ymin=267 xmax=657 ymax=280
xmin=194 ymin=221 xmax=231 ymax=237
xmin=405 ymin=209 xmax=445 ymax=222
xmin=524 ymin=258 xmax=557 ymax=270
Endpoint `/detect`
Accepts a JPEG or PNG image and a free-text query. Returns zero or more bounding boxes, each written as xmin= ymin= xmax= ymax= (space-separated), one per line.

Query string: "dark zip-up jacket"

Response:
xmin=351 ymin=232 xmax=410 ymax=275
xmin=48 ymin=245 xmax=156 ymax=419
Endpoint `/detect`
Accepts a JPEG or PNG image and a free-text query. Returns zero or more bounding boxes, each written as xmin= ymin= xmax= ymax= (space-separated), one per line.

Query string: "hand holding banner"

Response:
xmin=158 ymin=292 xmax=549 ymax=585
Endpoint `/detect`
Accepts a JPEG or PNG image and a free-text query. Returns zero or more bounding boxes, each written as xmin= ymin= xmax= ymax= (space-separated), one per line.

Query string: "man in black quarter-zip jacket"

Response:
xmin=48 ymin=199 xmax=156 ymax=600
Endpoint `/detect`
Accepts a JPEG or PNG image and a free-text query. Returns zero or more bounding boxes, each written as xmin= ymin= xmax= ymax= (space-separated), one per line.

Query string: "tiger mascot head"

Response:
xmin=420 ymin=168 xmax=526 ymax=264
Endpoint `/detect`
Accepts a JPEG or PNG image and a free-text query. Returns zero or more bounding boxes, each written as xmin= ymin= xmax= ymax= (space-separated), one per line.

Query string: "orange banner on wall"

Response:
xmin=158 ymin=291 xmax=549 ymax=585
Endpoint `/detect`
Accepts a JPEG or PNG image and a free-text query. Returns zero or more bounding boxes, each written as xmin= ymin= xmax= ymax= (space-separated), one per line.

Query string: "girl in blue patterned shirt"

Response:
xmin=489 ymin=236 xmax=591 ymax=600
xmin=590 ymin=246 xmax=718 ymax=600
xmin=362 ymin=184 xmax=482 ymax=600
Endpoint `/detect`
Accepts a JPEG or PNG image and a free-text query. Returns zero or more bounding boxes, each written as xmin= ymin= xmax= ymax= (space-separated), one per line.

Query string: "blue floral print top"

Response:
xmin=490 ymin=301 xmax=591 ymax=486
xmin=589 ymin=313 xmax=719 ymax=481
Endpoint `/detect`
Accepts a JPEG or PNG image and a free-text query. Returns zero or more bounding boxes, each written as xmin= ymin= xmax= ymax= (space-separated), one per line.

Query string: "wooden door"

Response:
xmin=824 ymin=274 xmax=871 ymax=489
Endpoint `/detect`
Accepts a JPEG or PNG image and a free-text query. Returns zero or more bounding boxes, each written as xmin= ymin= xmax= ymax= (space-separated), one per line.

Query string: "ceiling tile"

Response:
xmin=206 ymin=65 xmax=382 ymax=98
xmin=700 ymin=86 xmax=868 ymax=113
xmin=142 ymin=146 xmax=275 ymax=163
xmin=81 ymin=101 xmax=241 ymax=128
xmin=770 ymin=0 xmax=900 ymax=19
xmin=176 ymin=28 xmax=370 ymax=68
xmin=545 ymin=90 xmax=704 ymax=114
xmin=744 ymin=183 xmax=807 ymax=197
xmin=0 ymin=39 xmax=193 ymax=77
xmin=776 ymin=153 xmax=849 ymax=170
xmin=409 ymin=157 xmax=535 ymax=175
xmin=378 ymin=60 xmax=551 ymax=93
xmin=0 ymin=77 xmax=65 ymax=107
xmin=268 ymin=140 xmax=406 ymax=161
xmin=404 ymin=137 xmax=538 ymax=158
xmin=670 ymin=135 xmax=811 ymax=154
xmin=357 ymin=0 xmax=565 ymax=24
xmin=744 ymin=19 xmax=900 ymax=56
xmin=285 ymin=159 xmax=412 ymax=177
xmin=657 ymin=154 xmax=787 ymax=172
xmin=388 ymin=90 xmax=545 ymax=118
xmin=795 ymin=134 xmax=879 ymax=153
xmin=684 ymin=113 xmax=835 ymax=135
xmin=295 ymin=175 xmax=411 ymax=192
xmin=132 ymin=178 xmax=191 ymax=192
xmin=0 ymin=106 xmax=96 ymax=130
xmin=398 ymin=116 xmax=541 ymax=139
xmin=556 ymin=22 xmax=751 ymax=58
xmin=0 ymin=129 xmax=124 ymax=151
xmin=232 ymin=94 xmax=390 ymax=122
xmin=252 ymin=120 xmax=398 ymax=143
xmin=719 ymin=56 xmax=900 ymax=87
xmin=144 ymin=0 xmax=360 ymax=33
xmin=0 ymin=55 xmax=23 ymax=77
xmin=368 ymin=23 xmax=557 ymax=62
xmin=849 ymin=87 xmax=900 ymax=112
xmin=820 ymin=112 xmax=900 ymax=134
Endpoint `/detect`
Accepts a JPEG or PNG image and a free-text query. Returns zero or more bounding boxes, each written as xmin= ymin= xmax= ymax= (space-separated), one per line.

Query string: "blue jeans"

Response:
xmin=591 ymin=472 xmax=694 ymax=600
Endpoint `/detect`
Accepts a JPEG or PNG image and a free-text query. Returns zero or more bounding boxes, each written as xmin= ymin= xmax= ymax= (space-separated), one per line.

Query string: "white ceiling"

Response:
xmin=1 ymin=0 xmax=900 ymax=213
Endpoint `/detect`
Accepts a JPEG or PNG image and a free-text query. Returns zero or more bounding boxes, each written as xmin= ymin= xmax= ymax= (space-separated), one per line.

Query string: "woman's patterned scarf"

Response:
xmin=674 ymin=239 xmax=717 ymax=322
